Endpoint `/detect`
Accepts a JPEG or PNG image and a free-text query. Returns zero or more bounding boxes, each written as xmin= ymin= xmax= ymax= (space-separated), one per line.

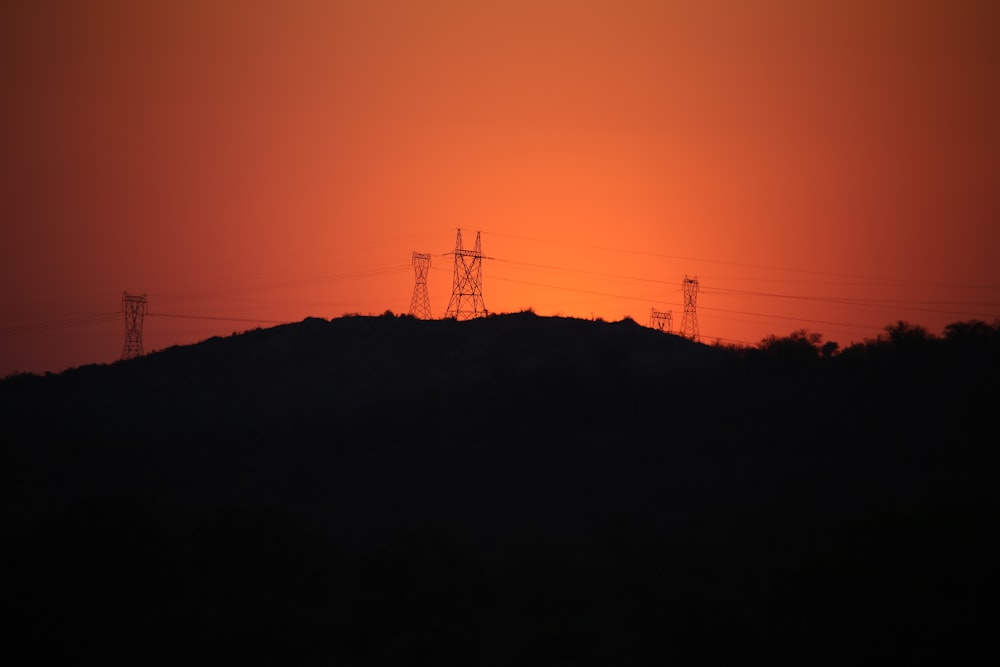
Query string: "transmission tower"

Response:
xmin=409 ymin=251 xmax=433 ymax=319
xmin=121 ymin=291 xmax=147 ymax=360
xmin=650 ymin=308 xmax=673 ymax=333
xmin=679 ymin=275 xmax=700 ymax=342
xmin=444 ymin=228 xmax=489 ymax=320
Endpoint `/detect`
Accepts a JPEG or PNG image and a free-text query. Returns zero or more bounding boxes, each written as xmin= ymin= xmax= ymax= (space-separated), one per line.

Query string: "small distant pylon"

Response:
xmin=121 ymin=291 xmax=147 ymax=360
xmin=444 ymin=228 xmax=489 ymax=320
xmin=409 ymin=252 xmax=433 ymax=319
xmin=650 ymin=308 xmax=673 ymax=333
xmin=679 ymin=276 xmax=700 ymax=342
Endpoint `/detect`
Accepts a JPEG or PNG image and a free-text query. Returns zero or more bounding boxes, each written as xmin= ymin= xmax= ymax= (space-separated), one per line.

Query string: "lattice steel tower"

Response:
xmin=444 ymin=228 xmax=489 ymax=320
xmin=121 ymin=291 xmax=147 ymax=360
xmin=679 ymin=276 xmax=700 ymax=341
xmin=650 ymin=308 xmax=673 ymax=333
xmin=409 ymin=251 xmax=433 ymax=319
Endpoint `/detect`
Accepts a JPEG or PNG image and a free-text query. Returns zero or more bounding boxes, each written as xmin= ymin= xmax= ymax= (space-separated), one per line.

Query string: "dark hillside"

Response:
xmin=2 ymin=312 xmax=996 ymax=665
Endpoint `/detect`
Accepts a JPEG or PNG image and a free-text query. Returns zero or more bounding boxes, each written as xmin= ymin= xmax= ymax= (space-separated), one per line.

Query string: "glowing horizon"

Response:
xmin=2 ymin=0 xmax=998 ymax=376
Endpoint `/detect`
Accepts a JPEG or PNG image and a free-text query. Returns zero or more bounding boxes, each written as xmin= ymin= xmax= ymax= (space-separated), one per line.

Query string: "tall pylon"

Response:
xmin=121 ymin=291 xmax=147 ymax=360
xmin=444 ymin=228 xmax=489 ymax=320
xmin=679 ymin=275 xmax=700 ymax=342
xmin=650 ymin=307 xmax=673 ymax=333
xmin=409 ymin=251 xmax=433 ymax=319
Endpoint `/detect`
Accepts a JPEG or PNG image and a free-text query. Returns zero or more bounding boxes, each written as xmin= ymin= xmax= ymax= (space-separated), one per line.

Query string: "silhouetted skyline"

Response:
xmin=2 ymin=0 xmax=998 ymax=376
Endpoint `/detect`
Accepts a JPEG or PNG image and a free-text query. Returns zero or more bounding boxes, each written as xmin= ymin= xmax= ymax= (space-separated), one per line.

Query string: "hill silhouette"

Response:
xmin=2 ymin=311 xmax=996 ymax=665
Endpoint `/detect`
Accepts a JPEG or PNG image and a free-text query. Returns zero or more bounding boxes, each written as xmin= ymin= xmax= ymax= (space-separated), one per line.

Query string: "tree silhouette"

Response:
xmin=751 ymin=329 xmax=829 ymax=372
xmin=884 ymin=320 xmax=931 ymax=347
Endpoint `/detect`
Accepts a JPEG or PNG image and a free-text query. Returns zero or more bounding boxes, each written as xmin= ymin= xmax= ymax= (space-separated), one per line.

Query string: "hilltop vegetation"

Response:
xmin=2 ymin=312 xmax=997 ymax=665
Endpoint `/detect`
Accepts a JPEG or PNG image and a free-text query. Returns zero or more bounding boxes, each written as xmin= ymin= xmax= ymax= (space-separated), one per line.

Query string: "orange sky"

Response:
xmin=2 ymin=0 xmax=999 ymax=377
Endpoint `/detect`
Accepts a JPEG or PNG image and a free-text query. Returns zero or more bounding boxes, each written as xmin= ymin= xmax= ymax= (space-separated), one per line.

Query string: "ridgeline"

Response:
xmin=3 ymin=311 xmax=996 ymax=665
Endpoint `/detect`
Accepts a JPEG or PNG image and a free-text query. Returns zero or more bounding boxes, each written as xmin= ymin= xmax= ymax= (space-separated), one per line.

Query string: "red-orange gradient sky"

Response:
xmin=2 ymin=0 xmax=999 ymax=377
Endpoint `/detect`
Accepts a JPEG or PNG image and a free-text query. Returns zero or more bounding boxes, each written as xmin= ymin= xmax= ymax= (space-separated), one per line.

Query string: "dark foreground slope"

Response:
xmin=2 ymin=312 xmax=996 ymax=665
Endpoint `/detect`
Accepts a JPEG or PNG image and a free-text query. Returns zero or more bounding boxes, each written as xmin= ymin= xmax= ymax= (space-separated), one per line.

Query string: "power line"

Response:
xmin=148 ymin=312 xmax=289 ymax=325
xmin=494 ymin=257 xmax=676 ymax=287
xmin=149 ymin=262 xmax=410 ymax=301
xmin=447 ymin=264 xmax=988 ymax=334
xmin=0 ymin=309 xmax=290 ymax=339
xmin=484 ymin=250 xmax=999 ymax=321
xmin=482 ymin=229 xmax=1000 ymax=292
xmin=480 ymin=273 xmax=670 ymax=306
xmin=0 ymin=312 xmax=120 ymax=337
xmin=703 ymin=285 xmax=999 ymax=319
xmin=4 ymin=233 xmax=997 ymax=377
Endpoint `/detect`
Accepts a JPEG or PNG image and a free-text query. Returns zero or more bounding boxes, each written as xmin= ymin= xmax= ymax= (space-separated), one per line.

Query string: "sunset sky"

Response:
xmin=2 ymin=0 xmax=999 ymax=377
